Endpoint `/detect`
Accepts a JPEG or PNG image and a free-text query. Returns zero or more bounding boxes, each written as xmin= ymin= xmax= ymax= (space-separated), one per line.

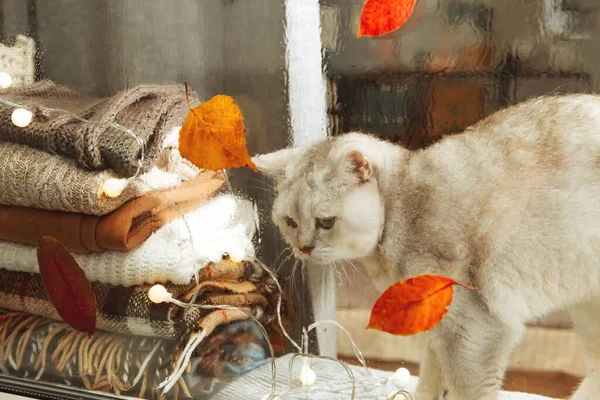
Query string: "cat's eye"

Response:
xmin=316 ymin=217 xmax=336 ymax=230
xmin=285 ymin=217 xmax=298 ymax=229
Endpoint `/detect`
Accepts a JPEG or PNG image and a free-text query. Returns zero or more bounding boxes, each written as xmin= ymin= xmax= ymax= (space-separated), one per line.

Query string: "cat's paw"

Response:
xmin=414 ymin=388 xmax=448 ymax=400
xmin=414 ymin=393 xmax=439 ymax=400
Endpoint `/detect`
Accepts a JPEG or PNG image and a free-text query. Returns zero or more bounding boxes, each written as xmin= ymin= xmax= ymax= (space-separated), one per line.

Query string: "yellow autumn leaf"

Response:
xmin=179 ymin=88 xmax=256 ymax=172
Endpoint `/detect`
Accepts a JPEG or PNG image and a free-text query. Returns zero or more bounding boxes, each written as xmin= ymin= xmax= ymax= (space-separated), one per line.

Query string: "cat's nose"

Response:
xmin=299 ymin=245 xmax=314 ymax=255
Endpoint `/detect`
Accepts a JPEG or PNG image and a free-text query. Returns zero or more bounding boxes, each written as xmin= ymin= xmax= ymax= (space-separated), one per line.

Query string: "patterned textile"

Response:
xmin=0 ymin=261 xmax=276 ymax=339
xmin=185 ymin=319 xmax=272 ymax=397
xmin=0 ymin=309 xmax=268 ymax=400
xmin=193 ymin=319 xmax=271 ymax=379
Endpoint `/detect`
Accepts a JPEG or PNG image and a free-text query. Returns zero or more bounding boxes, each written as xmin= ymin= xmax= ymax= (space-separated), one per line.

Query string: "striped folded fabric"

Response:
xmin=0 ymin=261 xmax=276 ymax=339
xmin=0 ymin=309 xmax=270 ymax=400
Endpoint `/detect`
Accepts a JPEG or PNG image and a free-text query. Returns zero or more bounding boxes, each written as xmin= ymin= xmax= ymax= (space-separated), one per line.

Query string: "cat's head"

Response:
xmin=252 ymin=134 xmax=384 ymax=265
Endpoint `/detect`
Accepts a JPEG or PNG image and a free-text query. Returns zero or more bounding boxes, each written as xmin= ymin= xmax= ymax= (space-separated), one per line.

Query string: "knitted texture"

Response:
xmin=0 ymin=80 xmax=199 ymax=177
xmin=0 ymin=194 xmax=256 ymax=286
xmin=0 ymin=141 xmax=198 ymax=215
xmin=212 ymin=354 xmax=557 ymax=400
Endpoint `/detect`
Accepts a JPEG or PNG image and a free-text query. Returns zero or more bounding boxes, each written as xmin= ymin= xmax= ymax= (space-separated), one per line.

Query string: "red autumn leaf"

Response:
xmin=367 ymin=274 xmax=474 ymax=336
xmin=36 ymin=235 xmax=96 ymax=337
xmin=357 ymin=0 xmax=417 ymax=38
xmin=179 ymin=84 xmax=256 ymax=172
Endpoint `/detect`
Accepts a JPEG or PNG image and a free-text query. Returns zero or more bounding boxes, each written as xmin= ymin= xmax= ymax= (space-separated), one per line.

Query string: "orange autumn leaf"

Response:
xmin=357 ymin=0 xmax=417 ymax=38
xmin=367 ymin=274 xmax=474 ymax=336
xmin=179 ymin=86 xmax=256 ymax=172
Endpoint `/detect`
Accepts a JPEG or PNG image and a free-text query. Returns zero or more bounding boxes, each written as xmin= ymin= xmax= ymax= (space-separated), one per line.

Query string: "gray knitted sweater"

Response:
xmin=0 ymin=80 xmax=198 ymax=177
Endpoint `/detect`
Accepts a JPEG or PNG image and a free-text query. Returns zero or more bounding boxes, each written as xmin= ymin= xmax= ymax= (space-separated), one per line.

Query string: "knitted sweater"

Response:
xmin=0 ymin=194 xmax=257 ymax=286
xmin=0 ymin=141 xmax=198 ymax=215
xmin=0 ymin=80 xmax=198 ymax=177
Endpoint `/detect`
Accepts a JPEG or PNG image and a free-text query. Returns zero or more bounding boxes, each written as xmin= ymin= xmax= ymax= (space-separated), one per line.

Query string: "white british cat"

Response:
xmin=252 ymin=94 xmax=600 ymax=400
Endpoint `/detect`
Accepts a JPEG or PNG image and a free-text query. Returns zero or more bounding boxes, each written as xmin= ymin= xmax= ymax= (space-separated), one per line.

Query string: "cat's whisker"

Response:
xmin=339 ymin=260 xmax=358 ymax=294
xmin=273 ymin=246 xmax=293 ymax=274
xmin=334 ymin=261 xmax=352 ymax=302
xmin=272 ymin=246 xmax=288 ymax=266
xmin=331 ymin=261 xmax=342 ymax=284
xmin=341 ymin=262 xmax=352 ymax=294
xmin=244 ymin=184 xmax=276 ymax=197
xmin=332 ymin=261 xmax=343 ymax=280
xmin=332 ymin=260 xmax=341 ymax=291
xmin=240 ymin=176 xmax=277 ymax=192
xmin=289 ymin=258 xmax=302 ymax=300
xmin=331 ymin=260 xmax=341 ymax=281
xmin=276 ymin=251 xmax=296 ymax=275
xmin=298 ymin=260 xmax=309 ymax=302
xmin=344 ymin=258 xmax=367 ymax=283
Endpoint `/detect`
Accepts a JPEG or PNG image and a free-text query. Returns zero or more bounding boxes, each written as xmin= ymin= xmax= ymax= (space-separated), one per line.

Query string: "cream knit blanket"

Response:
xmin=213 ymin=354 xmax=556 ymax=400
xmin=0 ymin=194 xmax=257 ymax=286
xmin=0 ymin=141 xmax=198 ymax=215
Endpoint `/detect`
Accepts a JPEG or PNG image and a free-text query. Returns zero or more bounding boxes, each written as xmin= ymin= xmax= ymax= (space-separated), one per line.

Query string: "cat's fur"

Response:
xmin=252 ymin=94 xmax=600 ymax=400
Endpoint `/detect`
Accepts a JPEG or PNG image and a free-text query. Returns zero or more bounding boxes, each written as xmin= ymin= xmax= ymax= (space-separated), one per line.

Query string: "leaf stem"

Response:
xmin=455 ymin=282 xmax=477 ymax=291
xmin=30 ymin=218 xmax=43 ymax=238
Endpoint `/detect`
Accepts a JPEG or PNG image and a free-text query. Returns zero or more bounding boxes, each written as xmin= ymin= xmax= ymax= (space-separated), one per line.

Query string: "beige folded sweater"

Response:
xmin=0 ymin=80 xmax=199 ymax=177
xmin=0 ymin=141 xmax=198 ymax=215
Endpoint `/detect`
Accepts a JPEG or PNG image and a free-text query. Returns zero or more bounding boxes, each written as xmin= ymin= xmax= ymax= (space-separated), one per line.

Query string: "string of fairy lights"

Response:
xmin=0 ymin=73 xmax=414 ymax=400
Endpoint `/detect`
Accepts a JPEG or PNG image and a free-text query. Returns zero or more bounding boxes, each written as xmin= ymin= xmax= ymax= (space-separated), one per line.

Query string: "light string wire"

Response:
xmin=161 ymin=257 xmax=361 ymax=400
xmin=0 ymin=93 xmax=413 ymax=400
xmin=160 ymin=256 xmax=414 ymax=400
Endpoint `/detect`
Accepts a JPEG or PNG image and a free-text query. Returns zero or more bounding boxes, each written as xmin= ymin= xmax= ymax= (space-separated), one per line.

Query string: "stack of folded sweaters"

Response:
xmin=0 ymin=81 xmax=277 ymax=399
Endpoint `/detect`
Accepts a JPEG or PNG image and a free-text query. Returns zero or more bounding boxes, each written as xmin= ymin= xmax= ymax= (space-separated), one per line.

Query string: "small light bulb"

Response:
xmin=391 ymin=367 xmax=411 ymax=385
xmin=0 ymin=72 xmax=13 ymax=88
xmin=228 ymin=247 xmax=245 ymax=263
xmin=102 ymin=178 xmax=127 ymax=198
xmin=299 ymin=362 xmax=316 ymax=386
xmin=148 ymin=284 xmax=172 ymax=304
xmin=11 ymin=108 xmax=32 ymax=127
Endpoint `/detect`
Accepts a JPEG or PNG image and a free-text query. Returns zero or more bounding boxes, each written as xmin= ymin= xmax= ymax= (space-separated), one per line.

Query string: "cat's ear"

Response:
xmin=345 ymin=150 xmax=371 ymax=183
xmin=252 ymin=147 xmax=306 ymax=180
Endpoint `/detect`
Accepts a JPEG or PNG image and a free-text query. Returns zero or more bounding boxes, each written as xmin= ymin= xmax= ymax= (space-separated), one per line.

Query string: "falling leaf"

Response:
xmin=179 ymin=85 xmax=256 ymax=172
xmin=367 ymin=274 xmax=474 ymax=336
xmin=36 ymin=235 xmax=96 ymax=337
xmin=357 ymin=0 xmax=417 ymax=38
